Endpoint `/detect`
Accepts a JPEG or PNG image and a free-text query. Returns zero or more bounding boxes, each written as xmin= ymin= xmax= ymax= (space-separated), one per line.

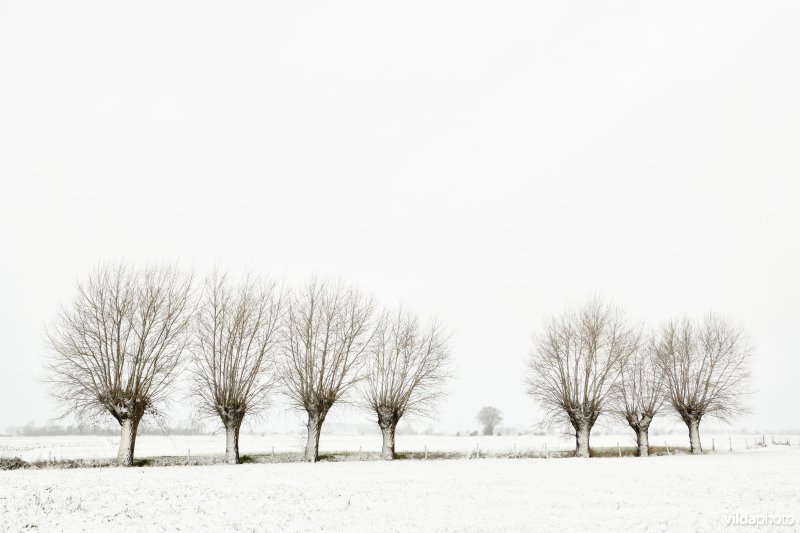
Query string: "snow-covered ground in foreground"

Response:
xmin=1 ymin=448 xmax=798 ymax=532
xmin=2 ymin=432 xmax=796 ymax=462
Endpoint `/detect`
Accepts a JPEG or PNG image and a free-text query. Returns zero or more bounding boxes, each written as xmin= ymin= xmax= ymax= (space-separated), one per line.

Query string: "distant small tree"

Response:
xmin=654 ymin=314 xmax=752 ymax=454
xmin=45 ymin=264 xmax=193 ymax=466
xmin=476 ymin=406 xmax=503 ymax=436
xmin=615 ymin=332 xmax=664 ymax=457
xmin=362 ymin=308 xmax=451 ymax=459
xmin=191 ymin=271 xmax=283 ymax=464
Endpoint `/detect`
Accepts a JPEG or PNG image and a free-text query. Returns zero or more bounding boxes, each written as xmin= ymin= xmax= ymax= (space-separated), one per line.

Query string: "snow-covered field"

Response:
xmin=2 ymin=432 xmax=795 ymax=462
xmin=1 ymin=447 xmax=798 ymax=531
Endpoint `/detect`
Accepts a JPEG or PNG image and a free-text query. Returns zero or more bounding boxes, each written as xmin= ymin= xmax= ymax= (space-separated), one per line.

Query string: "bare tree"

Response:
xmin=281 ymin=279 xmax=375 ymax=462
xmin=615 ymin=332 xmax=664 ymax=457
xmin=476 ymin=406 xmax=503 ymax=436
xmin=191 ymin=271 xmax=283 ymax=464
xmin=363 ymin=308 xmax=451 ymax=460
xmin=525 ymin=298 xmax=636 ymax=457
xmin=45 ymin=264 xmax=193 ymax=466
xmin=654 ymin=314 xmax=752 ymax=454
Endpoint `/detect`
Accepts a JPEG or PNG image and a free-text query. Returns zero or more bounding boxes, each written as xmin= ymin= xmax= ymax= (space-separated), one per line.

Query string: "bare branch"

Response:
xmin=654 ymin=313 xmax=752 ymax=453
xmin=525 ymin=297 xmax=637 ymax=457
xmin=361 ymin=307 xmax=451 ymax=458
xmin=279 ymin=278 xmax=376 ymax=461
xmin=189 ymin=270 xmax=283 ymax=464
xmin=45 ymin=263 xmax=194 ymax=465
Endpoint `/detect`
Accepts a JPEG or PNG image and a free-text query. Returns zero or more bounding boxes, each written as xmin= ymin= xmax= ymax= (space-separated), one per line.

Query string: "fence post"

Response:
xmin=664 ymin=442 xmax=671 ymax=455
xmin=424 ymin=445 xmax=428 ymax=460
xmin=271 ymin=446 xmax=275 ymax=458
xmin=712 ymin=438 xmax=715 ymax=452
xmin=617 ymin=442 xmax=622 ymax=458
xmin=729 ymin=436 xmax=732 ymax=452
xmin=544 ymin=442 xmax=548 ymax=459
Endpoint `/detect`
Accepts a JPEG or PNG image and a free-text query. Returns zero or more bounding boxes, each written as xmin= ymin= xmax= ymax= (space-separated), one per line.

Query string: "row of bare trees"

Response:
xmin=525 ymin=298 xmax=753 ymax=457
xmin=45 ymin=265 xmax=751 ymax=465
xmin=46 ymin=264 xmax=451 ymax=466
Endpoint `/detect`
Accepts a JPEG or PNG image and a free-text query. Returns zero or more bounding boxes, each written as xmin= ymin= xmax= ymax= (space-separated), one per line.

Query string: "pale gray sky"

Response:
xmin=1 ymin=1 xmax=798 ymax=434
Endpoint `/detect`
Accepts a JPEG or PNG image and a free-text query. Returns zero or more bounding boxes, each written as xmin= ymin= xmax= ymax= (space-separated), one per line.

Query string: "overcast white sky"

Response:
xmin=1 ymin=1 xmax=798 ymax=435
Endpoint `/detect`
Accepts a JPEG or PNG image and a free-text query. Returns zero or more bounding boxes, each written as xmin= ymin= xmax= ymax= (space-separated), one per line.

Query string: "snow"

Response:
xmin=1 ymin=448 xmax=798 ymax=531
xmin=1 ymin=432 xmax=792 ymax=462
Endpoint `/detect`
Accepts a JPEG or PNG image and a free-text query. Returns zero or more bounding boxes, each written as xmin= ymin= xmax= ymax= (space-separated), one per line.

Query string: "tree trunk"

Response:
xmin=575 ymin=422 xmax=591 ymax=458
xmin=687 ymin=416 xmax=702 ymax=454
xmin=636 ymin=426 xmax=650 ymax=457
xmin=225 ymin=421 xmax=242 ymax=465
xmin=381 ymin=421 xmax=397 ymax=460
xmin=630 ymin=416 xmax=652 ymax=457
xmin=304 ymin=411 xmax=325 ymax=462
xmin=377 ymin=407 xmax=399 ymax=460
xmin=116 ymin=416 xmax=141 ymax=467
